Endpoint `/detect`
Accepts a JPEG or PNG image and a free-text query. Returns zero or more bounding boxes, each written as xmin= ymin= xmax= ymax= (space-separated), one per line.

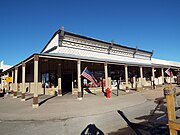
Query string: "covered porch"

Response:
xmin=0 ymin=53 xmax=178 ymax=108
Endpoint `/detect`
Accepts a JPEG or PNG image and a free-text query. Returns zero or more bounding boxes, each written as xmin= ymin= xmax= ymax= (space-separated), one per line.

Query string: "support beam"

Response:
xmin=152 ymin=67 xmax=155 ymax=89
xmin=7 ymin=72 xmax=9 ymax=92
xmin=140 ymin=66 xmax=143 ymax=86
xmin=0 ymin=75 xmax=3 ymax=89
xmin=10 ymin=70 xmax=14 ymax=95
xmin=32 ymin=55 xmax=39 ymax=108
xmin=72 ymin=68 xmax=74 ymax=94
xmin=13 ymin=67 xmax=18 ymax=98
xmin=58 ymin=63 xmax=62 ymax=96
xmin=104 ymin=62 xmax=108 ymax=89
xmin=11 ymin=70 xmax=14 ymax=91
xmin=152 ymin=67 xmax=155 ymax=81
xmin=21 ymin=63 xmax=26 ymax=101
xmin=125 ymin=65 xmax=129 ymax=89
xmin=77 ymin=59 xmax=82 ymax=100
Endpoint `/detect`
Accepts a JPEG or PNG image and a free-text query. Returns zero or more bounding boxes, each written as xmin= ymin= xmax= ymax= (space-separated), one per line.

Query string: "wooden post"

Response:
xmin=11 ymin=70 xmax=14 ymax=93
xmin=32 ymin=55 xmax=39 ymax=108
xmin=152 ymin=67 xmax=155 ymax=89
xmin=164 ymin=84 xmax=178 ymax=135
xmin=7 ymin=72 xmax=9 ymax=92
xmin=77 ymin=59 xmax=82 ymax=100
xmin=58 ymin=63 xmax=62 ymax=96
xmin=13 ymin=67 xmax=18 ymax=98
xmin=104 ymin=62 xmax=108 ymax=89
xmin=21 ymin=63 xmax=26 ymax=101
xmin=125 ymin=65 xmax=129 ymax=91
xmin=140 ymin=66 xmax=143 ymax=87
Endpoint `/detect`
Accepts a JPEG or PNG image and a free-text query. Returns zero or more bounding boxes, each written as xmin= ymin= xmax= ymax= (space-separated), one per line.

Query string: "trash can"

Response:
xmin=106 ymin=88 xmax=111 ymax=98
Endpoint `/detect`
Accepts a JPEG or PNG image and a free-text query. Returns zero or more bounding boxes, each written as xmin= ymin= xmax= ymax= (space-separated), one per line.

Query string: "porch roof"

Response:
xmin=1 ymin=52 xmax=179 ymax=75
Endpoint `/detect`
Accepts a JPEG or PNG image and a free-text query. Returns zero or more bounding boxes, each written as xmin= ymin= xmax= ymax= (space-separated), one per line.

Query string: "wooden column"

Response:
xmin=7 ymin=72 xmax=9 ymax=91
xmin=21 ymin=63 xmax=26 ymax=101
xmin=13 ymin=67 xmax=18 ymax=98
xmin=72 ymin=68 xmax=74 ymax=94
xmin=0 ymin=75 xmax=3 ymax=89
xmin=161 ymin=68 xmax=164 ymax=84
xmin=133 ymin=77 xmax=136 ymax=88
xmin=140 ymin=66 xmax=143 ymax=86
xmin=152 ymin=67 xmax=155 ymax=89
xmin=152 ymin=67 xmax=155 ymax=81
xmin=11 ymin=70 xmax=14 ymax=91
xmin=33 ymin=55 xmax=39 ymax=108
xmin=104 ymin=62 xmax=108 ymax=89
xmin=3 ymin=74 xmax=5 ymax=89
xmin=164 ymin=86 xmax=178 ymax=135
xmin=58 ymin=63 xmax=62 ymax=96
xmin=77 ymin=59 xmax=82 ymax=100
xmin=125 ymin=65 xmax=129 ymax=89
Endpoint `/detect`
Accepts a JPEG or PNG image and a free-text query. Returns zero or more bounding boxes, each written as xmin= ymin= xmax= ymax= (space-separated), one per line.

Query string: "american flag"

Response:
xmin=165 ymin=67 xmax=173 ymax=77
xmin=81 ymin=67 xmax=98 ymax=85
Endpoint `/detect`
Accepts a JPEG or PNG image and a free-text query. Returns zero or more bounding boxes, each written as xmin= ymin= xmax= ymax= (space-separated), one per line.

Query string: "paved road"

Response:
xmin=0 ymin=86 xmax=179 ymax=135
xmin=0 ymin=100 xmax=156 ymax=135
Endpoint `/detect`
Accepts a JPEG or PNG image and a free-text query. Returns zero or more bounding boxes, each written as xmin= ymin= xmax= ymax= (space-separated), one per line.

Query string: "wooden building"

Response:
xmin=1 ymin=27 xmax=180 ymax=108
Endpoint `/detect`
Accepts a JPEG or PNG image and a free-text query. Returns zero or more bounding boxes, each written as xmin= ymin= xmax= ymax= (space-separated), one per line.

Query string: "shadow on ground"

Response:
xmin=108 ymin=126 xmax=148 ymax=135
xmin=39 ymin=95 xmax=57 ymax=106
xmin=110 ymin=91 xmax=180 ymax=135
xmin=25 ymin=96 xmax=33 ymax=101
xmin=84 ymin=87 xmax=96 ymax=95
xmin=81 ymin=124 xmax=104 ymax=135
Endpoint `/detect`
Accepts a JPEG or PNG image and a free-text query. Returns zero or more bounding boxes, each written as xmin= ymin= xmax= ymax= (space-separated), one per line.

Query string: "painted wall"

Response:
xmin=42 ymin=34 xmax=59 ymax=53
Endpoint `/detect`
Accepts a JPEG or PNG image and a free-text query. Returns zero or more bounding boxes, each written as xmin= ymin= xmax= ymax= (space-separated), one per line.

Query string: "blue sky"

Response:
xmin=0 ymin=0 xmax=180 ymax=65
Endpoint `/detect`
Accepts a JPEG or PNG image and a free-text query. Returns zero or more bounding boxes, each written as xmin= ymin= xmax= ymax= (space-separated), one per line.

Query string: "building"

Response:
xmin=1 ymin=27 xmax=180 ymax=108
xmin=0 ymin=61 xmax=12 ymax=90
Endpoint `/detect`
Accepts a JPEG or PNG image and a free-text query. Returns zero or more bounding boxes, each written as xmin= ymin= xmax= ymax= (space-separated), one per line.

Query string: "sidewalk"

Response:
xmin=0 ymin=90 xmax=147 ymax=121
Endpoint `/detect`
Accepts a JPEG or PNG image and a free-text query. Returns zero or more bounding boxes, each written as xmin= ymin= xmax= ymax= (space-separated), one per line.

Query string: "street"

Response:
xmin=0 ymin=87 xmax=179 ymax=135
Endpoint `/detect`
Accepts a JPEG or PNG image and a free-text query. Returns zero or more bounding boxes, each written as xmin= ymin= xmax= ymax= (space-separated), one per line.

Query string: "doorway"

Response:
xmin=62 ymin=74 xmax=72 ymax=95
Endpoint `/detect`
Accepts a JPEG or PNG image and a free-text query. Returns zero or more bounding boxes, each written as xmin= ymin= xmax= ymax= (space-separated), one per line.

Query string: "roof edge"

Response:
xmin=40 ymin=30 xmax=61 ymax=53
xmin=64 ymin=31 xmax=153 ymax=54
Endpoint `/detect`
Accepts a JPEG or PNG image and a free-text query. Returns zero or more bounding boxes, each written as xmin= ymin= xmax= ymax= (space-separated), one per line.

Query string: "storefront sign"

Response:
xmin=6 ymin=77 xmax=12 ymax=82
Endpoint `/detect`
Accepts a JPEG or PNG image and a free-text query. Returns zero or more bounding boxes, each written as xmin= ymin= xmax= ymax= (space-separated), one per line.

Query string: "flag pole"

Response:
xmin=170 ymin=69 xmax=173 ymax=88
xmin=170 ymin=72 xmax=172 ymax=86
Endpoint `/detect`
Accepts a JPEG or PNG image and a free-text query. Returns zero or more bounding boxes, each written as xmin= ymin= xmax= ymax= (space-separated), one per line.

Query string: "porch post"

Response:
xmin=7 ymin=72 xmax=9 ymax=92
xmin=0 ymin=75 xmax=3 ymax=89
xmin=151 ymin=66 xmax=156 ymax=89
xmin=104 ymin=62 xmax=108 ymax=89
xmin=140 ymin=66 xmax=143 ymax=86
xmin=33 ymin=55 xmax=39 ymax=108
xmin=21 ymin=62 xmax=26 ymax=101
xmin=11 ymin=70 xmax=14 ymax=92
xmin=125 ymin=65 xmax=129 ymax=89
xmin=77 ymin=59 xmax=82 ymax=100
xmin=13 ymin=67 xmax=18 ymax=98
xmin=152 ymin=67 xmax=155 ymax=89
xmin=161 ymin=68 xmax=164 ymax=84
xmin=58 ymin=64 xmax=62 ymax=96
xmin=72 ymin=68 xmax=74 ymax=94
xmin=152 ymin=67 xmax=155 ymax=81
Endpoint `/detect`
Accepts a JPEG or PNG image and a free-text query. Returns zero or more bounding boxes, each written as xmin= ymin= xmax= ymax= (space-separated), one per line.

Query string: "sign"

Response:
xmin=6 ymin=77 xmax=12 ymax=82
